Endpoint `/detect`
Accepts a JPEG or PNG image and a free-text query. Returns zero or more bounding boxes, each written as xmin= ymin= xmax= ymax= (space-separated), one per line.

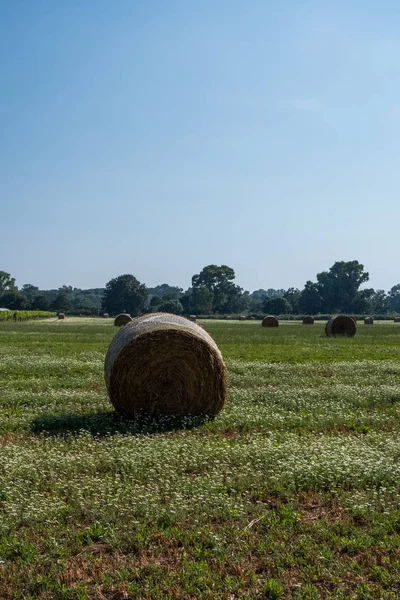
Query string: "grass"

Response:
xmin=1 ymin=317 xmax=400 ymax=598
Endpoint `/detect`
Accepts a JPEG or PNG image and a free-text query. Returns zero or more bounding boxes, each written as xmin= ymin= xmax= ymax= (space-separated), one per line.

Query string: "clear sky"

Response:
xmin=1 ymin=1 xmax=399 ymax=293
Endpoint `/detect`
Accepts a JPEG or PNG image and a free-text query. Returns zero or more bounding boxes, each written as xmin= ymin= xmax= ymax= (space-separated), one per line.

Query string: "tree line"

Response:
xmin=1 ymin=261 xmax=400 ymax=317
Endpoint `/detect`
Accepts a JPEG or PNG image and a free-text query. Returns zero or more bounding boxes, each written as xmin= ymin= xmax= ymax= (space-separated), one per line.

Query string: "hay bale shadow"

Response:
xmin=30 ymin=410 xmax=214 ymax=437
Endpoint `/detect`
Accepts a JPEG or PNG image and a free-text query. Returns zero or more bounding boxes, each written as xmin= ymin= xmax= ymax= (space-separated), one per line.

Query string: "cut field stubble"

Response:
xmin=0 ymin=319 xmax=400 ymax=598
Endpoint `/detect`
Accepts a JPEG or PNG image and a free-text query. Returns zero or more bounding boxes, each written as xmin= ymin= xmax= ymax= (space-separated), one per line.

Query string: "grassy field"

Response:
xmin=1 ymin=318 xmax=400 ymax=599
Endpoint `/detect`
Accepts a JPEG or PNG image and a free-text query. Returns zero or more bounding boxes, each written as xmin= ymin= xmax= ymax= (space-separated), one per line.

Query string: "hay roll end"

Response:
xmin=114 ymin=313 xmax=132 ymax=327
xmin=262 ymin=315 xmax=279 ymax=327
xmin=104 ymin=313 xmax=226 ymax=418
xmin=325 ymin=315 xmax=357 ymax=337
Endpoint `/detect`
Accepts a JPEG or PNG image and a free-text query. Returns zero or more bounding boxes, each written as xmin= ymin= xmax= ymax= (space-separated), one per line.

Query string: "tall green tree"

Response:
xmin=298 ymin=281 xmax=322 ymax=315
xmin=157 ymin=298 xmax=183 ymax=315
xmin=0 ymin=271 xmax=17 ymax=293
xmin=0 ymin=271 xmax=23 ymax=309
xmin=263 ymin=296 xmax=292 ymax=315
xmin=389 ymin=284 xmax=400 ymax=313
xmin=30 ymin=294 xmax=50 ymax=311
xmin=147 ymin=284 xmax=183 ymax=299
xmin=192 ymin=265 xmax=242 ymax=313
xmin=51 ymin=292 xmax=72 ymax=312
xmin=190 ymin=286 xmax=213 ymax=315
xmin=283 ymin=288 xmax=300 ymax=314
xmin=102 ymin=274 xmax=148 ymax=316
xmin=316 ymin=260 xmax=369 ymax=313
xmin=369 ymin=289 xmax=389 ymax=314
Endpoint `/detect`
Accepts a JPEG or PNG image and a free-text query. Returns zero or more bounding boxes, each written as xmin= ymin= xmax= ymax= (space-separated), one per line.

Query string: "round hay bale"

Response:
xmin=105 ymin=313 xmax=226 ymax=418
xmin=188 ymin=315 xmax=197 ymax=322
xmin=325 ymin=315 xmax=357 ymax=337
xmin=58 ymin=313 xmax=65 ymax=320
xmin=248 ymin=316 xmax=256 ymax=320
xmin=364 ymin=316 xmax=374 ymax=325
xmin=102 ymin=313 xmax=109 ymax=318
xmin=262 ymin=315 xmax=279 ymax=327
xmin=394 ymin=317 xmax=400 ymax=323
xmin=114 ymin=313 xmax=132 ymax=327
xmin=239 ymin=315 xmax=247 ymax=321
xmin=302 ymin=316 xmax=314 ymax=325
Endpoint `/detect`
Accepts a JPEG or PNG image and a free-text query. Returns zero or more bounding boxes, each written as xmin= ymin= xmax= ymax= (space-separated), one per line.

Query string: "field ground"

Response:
xmin=1 ymin=318 xmax=400 ymax=599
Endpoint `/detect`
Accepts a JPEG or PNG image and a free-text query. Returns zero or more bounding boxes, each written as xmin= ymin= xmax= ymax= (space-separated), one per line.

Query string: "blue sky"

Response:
xmin=1 ymin=1 xmax=399 ymax=293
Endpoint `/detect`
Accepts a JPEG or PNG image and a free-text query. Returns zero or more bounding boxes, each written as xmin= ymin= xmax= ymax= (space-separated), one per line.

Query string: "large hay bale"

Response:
xmin=302 ymin=316 xmax=314 ymax=325
xmin=325 ymin=315 xmax=357 ymax=337
xmin=262 ymin=315 xmax=279 ymax=327
xmin=114 ymin=313 xmax=132 ymax=327
xmin=104 ymin=313 xmax=226 ymax=418
xmin=364 ymin=316 xmax=374 ymax=325
xmin=58 ymin=313 xmax=65 ymax=320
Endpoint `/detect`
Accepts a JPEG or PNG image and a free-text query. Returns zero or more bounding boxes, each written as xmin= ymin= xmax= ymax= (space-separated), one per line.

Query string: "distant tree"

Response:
xmin=150 ymin=296 xmax=162 ymax=308
xmin=157 ymin=298 xmax=183 ymax=315
xmin=298 ymin=281 xmax=322 ymax=315
xmin=21 ymin=284 xmax=39 ymax=299
xmin=30 ymin=293 xmax=51 ymax=311
xmin=316 ymin=261 xmax=369 ymax=313
xmin=180 ymin=289 xmax=193 ymax=314
xmin=0 ymin=271 xmax=22 ymax=309
xmin=265 ymin=288 xmax=286 ymax=299
xmin=251 ymin=289 xmax=268 ymax=301
xmin=51 ymin=292 xmax=72 ymax=312
xmin=248 ymin=290 xmax=266 ymax=312
xmin=352 ymin=288 xmax=375 ymax=314
xmin=389 ymin=284 xmax=400 ymax=313
xmin=190 ymin=286 xmax=213 ymax=315
xmin=369 ymin=289 xmax=390 ymax=314
xmin=0 ymin=291 xmax=24 ymax=309
xmin=283 ymin=288 xmax=301 ymax=314
xmin=235 ymin=290 xmax=251 ymax=313
xmin=0 ymin=271 xmax=17 ymax=293
xmin=147 ymin=284 xmax=183 ymax=299
xmin=192 ymin=264 xmax=241 ymax=313
xmin=249 ymin=288 xmax=286 ymax=312
xmin=263 ymin=297 xmax=292 ymax=315
xmin=102 ymin=274 xmax=148 ymax=316
xmin=250 ymin=288 xmax=286 ymax=301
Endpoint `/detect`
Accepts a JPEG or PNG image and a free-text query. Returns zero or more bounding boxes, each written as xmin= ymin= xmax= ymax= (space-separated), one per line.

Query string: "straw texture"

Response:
xmin=325 ymin=315 xmax=357 ymax=337
xmin=302 ymin=316 xmax=314 ymax=325
xmin=262 ymin=316 xmax=279 ymax=327
xmin=104 ymin=313 xmax=226 ymax=417
xmin=114 ymin=313 xmax=132 ymax=327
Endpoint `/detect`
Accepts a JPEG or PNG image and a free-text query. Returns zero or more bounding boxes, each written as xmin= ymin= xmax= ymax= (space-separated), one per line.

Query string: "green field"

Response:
xmin=1 ymin=318 xmax=400 ymax=599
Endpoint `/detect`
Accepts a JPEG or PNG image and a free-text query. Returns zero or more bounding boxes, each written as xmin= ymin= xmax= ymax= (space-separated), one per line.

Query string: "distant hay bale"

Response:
xmin=104 ymin=313 xmax=226 ymax=418
xmin=58 ymin=313 xmax=65 ymax=320
xmin=114 ymin=313 xmax=132 ymax=327
xmin=248 ymin=316 xmax=256 ymax=320
xmin=239 ymin=316 xmax=247 ymax=321
xmin=394 ymin=317 xmax=400 ymax=323
xmin=188 ymin=315 xmax=197 ymax=322
xmin=364 ymin=316 xmax=374 ymax=325
xmin=262 ymin=315 xmax=279 ymax=327
xmin=325 ymin=315 xmax=357 ymax=337
xmin=102 ymin=313 xmax=109 ymax=318
xmin=302 ymin=316 xmax=314 ymax=325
